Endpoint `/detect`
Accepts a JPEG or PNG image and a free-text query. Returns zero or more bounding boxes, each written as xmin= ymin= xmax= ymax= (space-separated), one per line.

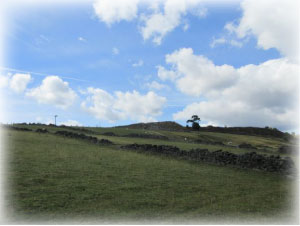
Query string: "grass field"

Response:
xmin=2 ymin=125 xmax=299 ymax=224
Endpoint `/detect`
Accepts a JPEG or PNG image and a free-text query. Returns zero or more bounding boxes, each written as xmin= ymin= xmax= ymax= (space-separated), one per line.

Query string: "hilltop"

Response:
xmin=115 ymin=121 xmax=185 ymax=131
xmin=116 ymin=121 xmax=293 ymax=140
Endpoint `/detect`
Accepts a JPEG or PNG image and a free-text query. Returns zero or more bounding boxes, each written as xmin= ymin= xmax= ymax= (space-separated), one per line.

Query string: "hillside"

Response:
xmin=117 ymin=121 xmax=294 ymax=140
xmin=198 ymin=126 xmax=292 ymax=140
xmin=115 ymin=121 xmax=185 ymax=131
xmin=2 ymin=123 xmax=298 ymax=224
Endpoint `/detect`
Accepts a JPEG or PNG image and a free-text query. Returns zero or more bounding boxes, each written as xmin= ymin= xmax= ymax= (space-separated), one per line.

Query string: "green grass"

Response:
xmin=4 ymin=129 xmax=298 ymax=223
xmin=14 ymin=124 xmax=292 ymax=146
xmin=12 ymin=124 xmax=293 ymax=157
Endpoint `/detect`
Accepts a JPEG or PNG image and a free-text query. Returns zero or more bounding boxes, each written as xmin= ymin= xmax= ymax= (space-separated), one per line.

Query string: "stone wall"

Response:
xmin=121 ymin=143 xmax=295 ymax=174
xmin=55 ymin=130 xmax=113 ymax=145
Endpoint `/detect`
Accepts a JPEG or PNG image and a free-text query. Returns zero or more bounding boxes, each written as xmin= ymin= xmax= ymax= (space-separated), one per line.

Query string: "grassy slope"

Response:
xmin=12 ymin=124 xmax=292 ymax=156
xmin=4 ymin=129 xmax=297 ymax=223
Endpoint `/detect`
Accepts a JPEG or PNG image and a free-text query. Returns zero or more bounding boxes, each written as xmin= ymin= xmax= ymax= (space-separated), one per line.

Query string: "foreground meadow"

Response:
xmin=3 ymin=126 xmax=298 ymax=224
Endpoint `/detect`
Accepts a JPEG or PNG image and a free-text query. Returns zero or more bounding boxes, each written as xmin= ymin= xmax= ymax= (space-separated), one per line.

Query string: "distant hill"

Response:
xmin=198 ymin=126 xmax=292 ymax=140
xmin=8 ymin=121 xmax=293 ymax=140
xmin=115 ymin=121 xmax=185 ymax=131
xmin=116 ymin=121 xmax=293 ymax=140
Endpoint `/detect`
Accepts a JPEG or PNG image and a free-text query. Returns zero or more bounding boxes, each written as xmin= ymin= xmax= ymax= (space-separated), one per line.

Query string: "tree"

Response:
xmin=186 ymin=115 xmax=200 ymax=131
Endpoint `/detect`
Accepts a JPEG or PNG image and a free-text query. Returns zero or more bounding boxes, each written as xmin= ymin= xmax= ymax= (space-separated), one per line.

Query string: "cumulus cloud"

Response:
xmin=9 ymin=73 xmax=32 ymax=93
xmin=81 ymin=87 xmax=166 ymax=122
xmin=0 ymin=73 xmax=31 ymax=93
xmin=157 ymin=65 xmax=180 ymax=81
xmin=81 ymin=88 xmax=120 ymax=122
xmin=60 ymin=120 xmax=82 ymax=126
xmin=26 ymin=76 xmax=77 ymax=109
xmin=93 ymin=0 xmax=139 ymax=25
xmin=226 ymin=0 xmax=299 ymax=62
xmin=158 ymin=48 xmax=238 ymax=96
xmin=158 ymin=48 xmax=299 ymax=130
xmin=140 ymin=0 xmax=206 ymax=45
xmin=93 ymin=0 xmax=207 ymax=45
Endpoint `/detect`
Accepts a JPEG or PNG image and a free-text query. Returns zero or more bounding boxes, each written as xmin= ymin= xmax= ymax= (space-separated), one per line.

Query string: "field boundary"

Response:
xmin=121 ymin=143 xmax=296 ymax=175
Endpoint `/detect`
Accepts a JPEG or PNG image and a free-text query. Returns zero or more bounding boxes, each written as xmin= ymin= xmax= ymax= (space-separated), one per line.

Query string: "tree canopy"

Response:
xmin=186 ymin=115 xmax=200 ymax=130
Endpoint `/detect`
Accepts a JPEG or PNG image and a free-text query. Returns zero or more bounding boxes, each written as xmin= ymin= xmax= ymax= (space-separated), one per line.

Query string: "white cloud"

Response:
xmin=26 ymin=76 xmax=77 ymax=109
xmin=81 ymin=87 xmax=166 ymax=123
xmin=183 ymin=22 xmax=189 ymax=31
xmin=81 ymin=88 xmax=120 ymax=122
xmin=140 ymin=0 xmax=206 ymax=45
xmin=132 ymin=60 xmax=144 ymax=67
xmin=146 ymin=81 xmax=168 ymax=90
xmin=112 ymin=47 xmax=119 ymax=55
xmin=158 ymin=48 xmax=299 ymax=130
xmin=190 ymin=5 xmax=207 ymax=18
xmin=0 ymin=74 xmax=10 ymax=88
xmin=229 ymin=39 xmax=242 ymax=48
xmin=9 ymin=73 xmax=31 ymax=93
xmin=224 ymin=22 xmax=236 ymax=34
xmin=114 ymin=90 xmax=166 ymax=122
xmin=140 ymin=11 xmax=179 ymax=45
xmin=132 ymin=59 xmax=144 ymax=67
xmin=78 ymin=37 xmax=87 ymax=42
xmin=159 ymin=48 xmax=238 ymax=96
xmin=93 ymin=0 xmax=139 ymax=25
xmin=172 ymin=56 xmax=299 ymax=130
xmin=93 ymin=0 xmax=207 ymax=45
xmin=60 ymin=120 xmax=82 ymax=127
xmin=226 ymin=0 xmax=299 ymax=62
xmin=210 ymin=36 xmax=242 ymax=48
xmin=157 ymin=65 xmax=180 ymax=81
xmin=173 ymin=97 xmax=299 ymax=131
xmin=210 ymin=37 xmax=226 ymax=48
xmin=35 ymin=116 xmax=43 ymax=122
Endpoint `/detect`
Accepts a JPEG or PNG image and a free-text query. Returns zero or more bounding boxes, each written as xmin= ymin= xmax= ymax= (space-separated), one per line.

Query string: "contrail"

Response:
xmin=0 ymin=67 xmax=89 ymax=82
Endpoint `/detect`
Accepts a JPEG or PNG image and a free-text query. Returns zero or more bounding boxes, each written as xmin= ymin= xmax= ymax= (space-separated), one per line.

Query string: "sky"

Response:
xmin=0 ymin=0 xmax=299 ymax=132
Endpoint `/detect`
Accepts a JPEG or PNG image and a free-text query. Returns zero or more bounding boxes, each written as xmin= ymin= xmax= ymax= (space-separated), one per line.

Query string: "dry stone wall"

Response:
xmin=121 ymin=143 xmax=295 ymax=174
xmin=55 ymin=130 xmax=113 ymax=145
xmin=123 ymin=133 xmax=169 ymax=140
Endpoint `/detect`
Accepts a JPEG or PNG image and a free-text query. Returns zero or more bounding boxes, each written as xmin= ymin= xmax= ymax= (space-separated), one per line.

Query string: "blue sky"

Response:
xmin=0 ymin=0 xmax=298 ymax=132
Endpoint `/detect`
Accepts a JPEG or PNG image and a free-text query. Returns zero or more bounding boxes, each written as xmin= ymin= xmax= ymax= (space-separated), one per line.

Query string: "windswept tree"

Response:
xmin=186 ymin=115 xmax=200 ymax=130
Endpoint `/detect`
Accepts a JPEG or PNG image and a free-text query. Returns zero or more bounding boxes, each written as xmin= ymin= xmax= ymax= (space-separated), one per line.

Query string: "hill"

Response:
xmin=198 ymin=126 xmax=292 ymax=140
xmin=116 ymin=121 xmax=185 ymax=131
xmin=2 ymin=123 xmax=298 ymax=224
xmin=117 ymin=121 xmax=293 ymax=140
